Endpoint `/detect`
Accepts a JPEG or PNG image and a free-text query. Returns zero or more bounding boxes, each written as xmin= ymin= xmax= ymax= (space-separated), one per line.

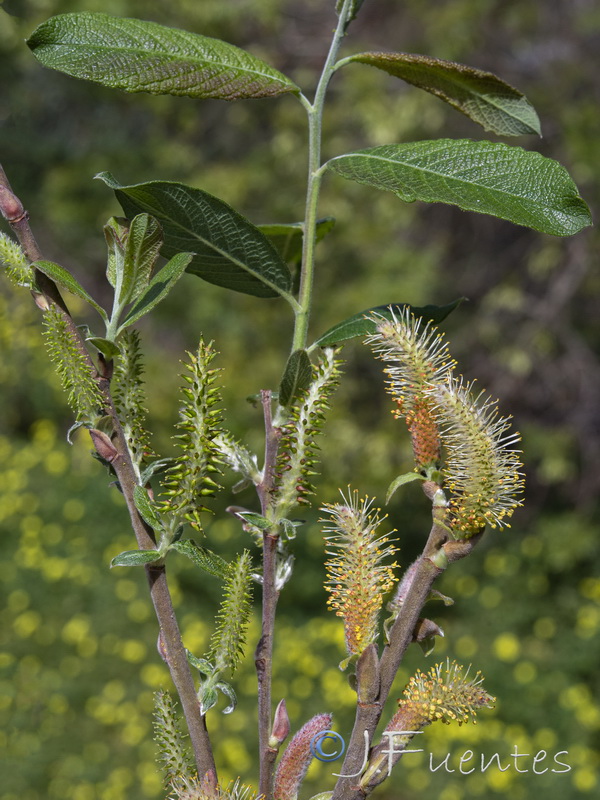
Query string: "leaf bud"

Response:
xmin=269 ymin=698 xmax=290 ymax=748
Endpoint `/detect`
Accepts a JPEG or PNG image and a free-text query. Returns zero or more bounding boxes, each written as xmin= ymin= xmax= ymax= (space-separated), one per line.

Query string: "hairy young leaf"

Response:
xmin=110 ymin=549 xmax=162 ymax=567
xmin=258 ymin=218 xmax=336 ymax=265
xmin=133 ymin=484 xmax=162 ymax=530
xmin=120 ymin=213 xmax=163 ymax=306
xmin=34 ymin=260 xmax=107 ymax=320
xmin=86 ymin=336 xmax=122 ymax=360
xmin=279 ymin=349 xmax=313 ymax=407
xmin=215 ymin=681 xmax=237 ymax=714
xmin=313 ymin=299 xmax=464 ymax=348
xmin=198 ymin=686 xmax=219 ymax=715
xmin=170 ymin=539 xmax=229 ymax=579
xmin=234 ymin=511 xmax=272 ymax=530
xmin=327 ymin=140 xmax=592 ymax=236
xmin=186 ymin=652 xmax=214 ymax=676
xmin=119 ymin=252 xmax=192 ymax=329
xmin=97 ymin=174 xmax=293 ymax=299
xmin=386 ymin=471 xmax=425 ymax=504
xmin=341 ymin=53 xmax=541 ymax=136
xmin=140 ymin=458 xmax=174 ymax=486
xmin=27 ymin=12 xmax=299 ymax=100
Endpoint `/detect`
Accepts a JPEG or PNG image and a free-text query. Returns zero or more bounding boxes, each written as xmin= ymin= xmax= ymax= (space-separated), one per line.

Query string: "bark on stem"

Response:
xmin=256 ymin=390 xmax=282 ymax=800
xmin=0 ymin=166 xmax=217 ymax=785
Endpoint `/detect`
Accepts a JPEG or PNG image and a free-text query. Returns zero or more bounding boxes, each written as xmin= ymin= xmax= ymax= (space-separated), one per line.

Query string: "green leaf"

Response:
xmin=170 ymin=539 xmax=229 ymax=579
xmin=110 ymin=549 xmax=161 ymax=567
xmin=215 ymin=681 xmax=237 ymax=714
xmin=133 ymin=484 xmax=162 ymax=530
xmin=27 ymin=12 xmax=299 ymax=100
xmin=140 ymin=457 xmax=175 ymax=485
xmin=199 ymin=685 xmax=218 ymax=716
xmin=186 ymin=652 xmax=214 ymax=676
xmin=258 ymin=218 xmax=336 ymax=265
xmin=119 ymin=252 xmax=192 ymax=329
xmin=104 ymin=216 xmax=129 ymax=289
xmin=120 ymin=214 xmax=163 ymax=306
xmin=278 ymin=349 xmax=313 ymax=407
xmin=313 ymin=299 xmax=465 ymax=348
xmin=97 ymin=174 xmax=293 ymax=299
xmin=342 ymin=53 xmax=541 ymax=136
xmin=86 ymin=336 xmax=122 ymax=360
xmin=235 ymin=511 xmax=271 ymax=530
xmin=386 ymin=471 xmax=425 ymax=504
xmin=34 ymin=260 xmax=107 ymax=320
xmin=280 ymin=518 xmax=303 ymax=540
xmin=327 ymin=140 xmax=592 ymax=236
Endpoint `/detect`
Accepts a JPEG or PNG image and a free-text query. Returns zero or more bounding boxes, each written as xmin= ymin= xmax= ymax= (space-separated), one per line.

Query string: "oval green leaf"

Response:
xmin=215 ymin=681 xmax=237 ymax=714
xmin=120 ymin=213 xmax=163 ymax=306
xmin=327 ymin=140 xmax=592 ymax=236
xmin=119 ymin=252 xmax=192 ymax=330
xmin=97 ymin=173 xmax=293 ymax=299
xmin=386 ymin=471 xmax=425 ymax=504
xmin=133 ymin=484 xmax=162 ymax=530
xmin=199 ymin=685 xmax=219 ymax=716
xmin=313 ymin=299 xmax=465 ymax=348
xmin=86 ymin=336 xmax=122 ymax=360
xmin=34 ymin=260 xmax=107 ymax=320
xmin=278 ymin=349 xmax=313 ymax=407
xmin=170 ymin=539 xmax=229 ymax=580
xmin=341 ymin=52 xmax=541 ymax=136
xmin=27 ymin=12 xmax=299 ymax=100
xmin=110 ymin=549 xmax=162 ymax=567
xmin=186 ymin=652 xmax=214 ymax=675
xmin=234 ymin=511 xmax=272 ymax=530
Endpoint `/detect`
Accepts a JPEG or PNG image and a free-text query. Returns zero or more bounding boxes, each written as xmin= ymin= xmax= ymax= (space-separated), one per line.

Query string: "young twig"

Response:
xmin=0 ymin=165 xmax=217 ymax=787
xmin=255 ymin=390 xmax=282 ymax=800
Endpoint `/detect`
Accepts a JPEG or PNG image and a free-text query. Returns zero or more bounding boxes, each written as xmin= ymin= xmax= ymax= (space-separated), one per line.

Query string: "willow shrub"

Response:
xmin=0 ymin=2 xmax=592 ymax=800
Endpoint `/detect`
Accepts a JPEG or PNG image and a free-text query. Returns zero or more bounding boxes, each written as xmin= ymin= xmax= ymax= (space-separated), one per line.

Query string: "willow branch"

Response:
xmin=255 ymin=390 xmax=282 ymax=800
xmin=0 ymin=166 xmax=216 ymax=785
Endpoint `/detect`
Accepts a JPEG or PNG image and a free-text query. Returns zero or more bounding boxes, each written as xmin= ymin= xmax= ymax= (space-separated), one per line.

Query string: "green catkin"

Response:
xmin=153 ymin=691 xmax=196 ymax=792
xmin=42 ymin=304 xmax=104 ymax=423
xmin=273 ymin=347 xmax=340 ymax=515
xmin=209 ymin=550 xmax=253 ymax=674
xmin=112 ymin=329 xmax=153 ymax=471
xmin=159 ymin=339 xmax=224 ymax=531
xmin=0 ymin=232 xmax=33 ymax=288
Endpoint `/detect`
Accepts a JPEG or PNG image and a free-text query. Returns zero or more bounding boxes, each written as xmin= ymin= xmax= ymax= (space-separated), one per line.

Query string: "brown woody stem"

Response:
xmin=256 ymin=390 xmax=282 ymax=800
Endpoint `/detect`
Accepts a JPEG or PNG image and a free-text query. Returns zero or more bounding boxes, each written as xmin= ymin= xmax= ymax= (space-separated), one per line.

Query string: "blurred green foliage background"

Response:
xmin=0 ymin=1 xmax=598 ymax=799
